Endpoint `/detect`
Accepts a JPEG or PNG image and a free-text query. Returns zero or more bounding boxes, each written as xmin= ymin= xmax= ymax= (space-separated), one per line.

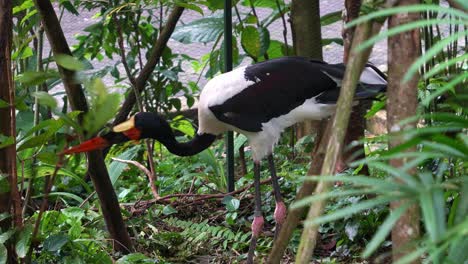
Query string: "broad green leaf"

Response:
xmin=13 ymin=0 xmax=34 ymax=14
xmin=116 ymin=253 xmax=154 ymax=264
xmin=175 ymin=2 xmax=203 ymax=15
xmin=32 ymin=91 xmax=57 ymax=109
xmin=16 ymin=70 xmax=59 ymax=86
xmin=59 ymin=0 xmax=79 ymax=15
xmin=108 ymin=145 xmax=141 ymax=185
xmin=421 ymin=72 xmax=467 ymax=106
xmin=0 ymin=213 xmax=10 ymax=222
xmin=18 ymin=120 xmax=63 ymax=151
xmin=172 ymin=16 xmax=224 ymax=44
xmin=171 ymin=116 xmax=195 ymax=137
xmin=222 ymin=196 xmax=240 ymax=211
xmin=0 ymin=244 xmax=6 ymax=264
xmin=205 ymin=0 xmax=225 ymax=10
xmin=0 ymin=230 xmax=15 ymax=244
xmin=83 ymin=79 xmax=121 ymax=136
xmin=0 ymin=99 xmax=8 ymax=108
xmin=0 ymin=135 xmax=14 ymax=149
xmin=162 ymin=205 xmax=178 ymax=216
xmin=363 ymin=203 xmax=412 ymax=257
xmin=241 ymin=0 xmax=281 ymax=9
xmin=241 ymin=26 xmax=270 ymax=59
xmin=55 ymin=54 xmax=85 ymax=71
xmin=43 ymin=234 xmax=69 ymax=252
xmin=15 ymin=225 xmax=32 ymax=258
xmin=320 ymin=11 xmax=342 ymax=26
xmin=322 ymin=38 xmax=343 ymax=46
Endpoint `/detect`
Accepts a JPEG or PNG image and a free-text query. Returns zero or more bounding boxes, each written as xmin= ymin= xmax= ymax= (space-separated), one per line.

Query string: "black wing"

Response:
xmin=209 ymin=57 xmax=337 ymax=132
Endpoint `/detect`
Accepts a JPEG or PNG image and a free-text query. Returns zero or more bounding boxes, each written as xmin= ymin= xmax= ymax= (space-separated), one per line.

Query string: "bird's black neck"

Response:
xmin=160 ymin=132 xmax=217 ymax=157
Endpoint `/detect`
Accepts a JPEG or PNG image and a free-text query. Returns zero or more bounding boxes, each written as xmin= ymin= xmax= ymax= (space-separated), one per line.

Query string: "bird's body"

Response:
xmin=197 ymin=56 xmax=386 ymax=161
xmin=63 ymin=56 xmax=387 ymax=264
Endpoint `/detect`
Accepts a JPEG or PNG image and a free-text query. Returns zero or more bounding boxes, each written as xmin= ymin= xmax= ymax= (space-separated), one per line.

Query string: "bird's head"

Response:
xmin=62 ymin=112 xmax=172 ymax=154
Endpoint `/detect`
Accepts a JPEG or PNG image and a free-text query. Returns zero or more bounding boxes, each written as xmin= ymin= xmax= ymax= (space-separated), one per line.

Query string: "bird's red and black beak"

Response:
xmin=61 ymin=116 xmax=142 ymax=155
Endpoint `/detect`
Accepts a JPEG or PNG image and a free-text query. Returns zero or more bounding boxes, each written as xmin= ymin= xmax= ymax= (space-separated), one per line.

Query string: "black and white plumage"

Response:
xmin=63 ymin=56 xmax=387 ymax=264
xmin=198 ymin=56 xmax=386 ymax=161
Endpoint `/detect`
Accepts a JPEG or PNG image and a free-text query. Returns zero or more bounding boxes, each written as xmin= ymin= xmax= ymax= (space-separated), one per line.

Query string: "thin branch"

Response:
xmin=275 ymin=0 xmax=289 ymax=55
xmin=26 ymin=154 xmax=65 ymax=262
xmin=113 ymin=6 xmax=184 ymax=125
xmin=112 ymin=158 xmax=159 ymax=199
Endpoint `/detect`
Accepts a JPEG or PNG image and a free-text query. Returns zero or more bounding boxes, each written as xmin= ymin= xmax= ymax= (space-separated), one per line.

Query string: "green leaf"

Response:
xmin=43 ymin=234 xmax=69 ymax=252
xmin=222 ymin=196 xmax=240 ymax=211
xmin=83 ymin=79 xmax=121 ymax=136
xmin=172 ymin=16 xmax=224 ymax=44
xmin=322 ymin=38 xmax=343 ymax=46
xmin=15 ymin=225 xmax=32 ymax=258
xmin=13 ymin=0 xmax=34 ymax=14
xmin=205 ymin=0 xmax=225 ymax=10
xmin=55 ymin=54 xmax=84 ymax=71
xmin=241 ymin=26 xmax=270 ymax=59
xmin=0 ymin=99 xmax=8 ymax=108
xmin=0 ymin=135 xmax=14 ymax=150
xmin=16 ymin=70 xmax=59 ymax=86
xmin=162 ymin=205 xmax=178 ymax=216
xmin=421 ymin=72 xmax=467 ymax=106
xmin=320 ymin=11 xmax=342 ymax=26
xmin=108 ymin=145 xmax=141 ymax=185
xmin=32 ymin=91 xmax=57 ymax=109
xmin=241 ymin=0 xmax=280 ymax=9
xmin=0 ymin=244 xmax=6 ymax=264
xmin=0 ymin=230 xmax=15 ymax=244
xmin=362 ymin=203 xmax=412 ymax=257
xmin=304 ymin=196 xmax=398 ymax=226
xmin=175 ymin=2 xmax=203 ymax=15
xmin=171 ymin=116 xmax=195 ymax=137
xmin=116 ymin=253 xmax=154 ymax=264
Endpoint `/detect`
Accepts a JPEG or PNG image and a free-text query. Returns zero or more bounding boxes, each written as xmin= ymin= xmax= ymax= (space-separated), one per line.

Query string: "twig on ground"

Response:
xmin=112 ymin=157 xmax=159 ymax=199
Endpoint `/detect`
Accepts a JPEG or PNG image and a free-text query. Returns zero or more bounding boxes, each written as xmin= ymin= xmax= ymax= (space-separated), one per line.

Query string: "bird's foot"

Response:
xmin=247 ymin=216 xmax=264 ymax=264
xmin=274 ymin=201 xmax=287 ymax=239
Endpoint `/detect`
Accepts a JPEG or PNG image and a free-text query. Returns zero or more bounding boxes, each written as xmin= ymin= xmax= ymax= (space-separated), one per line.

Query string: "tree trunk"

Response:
xmin=387 ymin=0 xmax=421 ymax=262
xmin=290 ymin=0 xmax=323 ymax=139
xmin=0 ymin=0 xmax=23 ymax=261
xmin=33 ymin=0 xmax=133 ymax=253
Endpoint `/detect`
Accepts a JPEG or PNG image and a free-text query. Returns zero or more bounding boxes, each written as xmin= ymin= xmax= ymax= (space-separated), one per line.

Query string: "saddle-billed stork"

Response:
xmin=63 ymin=56 xmax=387 ymax=263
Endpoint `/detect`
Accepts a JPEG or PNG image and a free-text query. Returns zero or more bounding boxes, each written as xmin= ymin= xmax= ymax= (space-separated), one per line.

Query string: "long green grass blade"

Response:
xmin=304 ymin=175 xmax=412 ymax=192
xmin=403 ymin=30 xmax=468 ymax=82
xmin=423 ymin=54 xmax=468 ymax=79
xmin=304 ymin=195 xmax=399 ymax=226
xmin=362 ymin=202 xmax=413 ymax=258
xmin=345 ymin=5 xmax=468 ymax=29
xmin=292 ymin=188 xmax=380 ymax=209
xmin=421 ymin=72 xmax=468 ymax=106
xmin=356 ymin=18 xmax=467 ymax=52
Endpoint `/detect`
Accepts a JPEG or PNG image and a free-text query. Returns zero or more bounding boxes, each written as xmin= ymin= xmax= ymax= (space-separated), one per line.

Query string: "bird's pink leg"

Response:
xmin=268 ymin=154 xmax=287 ymax=239
xmin=247 ymin=162 xmax=264 ymax=264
